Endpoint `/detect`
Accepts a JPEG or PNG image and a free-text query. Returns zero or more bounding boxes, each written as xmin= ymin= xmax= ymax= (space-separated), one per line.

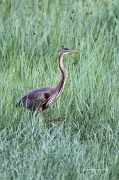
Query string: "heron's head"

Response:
xmin=60 ymin=48 xmax=81 ymax=55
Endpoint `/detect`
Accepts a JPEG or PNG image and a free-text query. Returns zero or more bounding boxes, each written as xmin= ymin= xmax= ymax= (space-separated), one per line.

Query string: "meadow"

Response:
xmin=0 ymin=0 xmax=119 ymax=179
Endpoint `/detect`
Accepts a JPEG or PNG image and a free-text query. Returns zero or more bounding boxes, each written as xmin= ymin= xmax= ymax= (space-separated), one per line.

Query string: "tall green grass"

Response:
xmin=0 ymin=0 xmax=119 ymax=179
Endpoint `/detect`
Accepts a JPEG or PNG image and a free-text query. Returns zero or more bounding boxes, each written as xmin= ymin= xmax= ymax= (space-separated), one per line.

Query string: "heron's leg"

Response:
xmin=39 ymin=107 xmax=46 ymax=121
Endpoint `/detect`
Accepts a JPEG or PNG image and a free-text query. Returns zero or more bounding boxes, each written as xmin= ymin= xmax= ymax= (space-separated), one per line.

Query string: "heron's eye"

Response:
xmin=62 ymin=47 xmax=70 ymax=51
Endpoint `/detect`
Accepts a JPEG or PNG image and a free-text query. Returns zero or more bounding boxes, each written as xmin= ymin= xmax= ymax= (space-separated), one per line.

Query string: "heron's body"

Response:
xmin=15 ymin=48 xmax=80 ymax=113
xmin=16 ymin=87 xmax=54 ymax=111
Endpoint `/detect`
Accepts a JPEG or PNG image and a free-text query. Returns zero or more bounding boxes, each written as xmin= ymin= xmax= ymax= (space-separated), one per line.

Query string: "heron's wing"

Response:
xmin=15 ymin=87 xmax=55 ymax=111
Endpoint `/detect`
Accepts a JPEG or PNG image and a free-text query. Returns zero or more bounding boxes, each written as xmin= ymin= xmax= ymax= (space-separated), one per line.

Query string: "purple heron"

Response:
xmin=15 ymin=48 xmax=81 ymax=113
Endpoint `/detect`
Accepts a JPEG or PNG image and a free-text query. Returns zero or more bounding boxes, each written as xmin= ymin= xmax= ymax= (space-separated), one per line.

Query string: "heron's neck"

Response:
xmin=45 ymin=53 xmax=67 ymax=108
xmin=56 ymin=53 xmax=67 ymax=93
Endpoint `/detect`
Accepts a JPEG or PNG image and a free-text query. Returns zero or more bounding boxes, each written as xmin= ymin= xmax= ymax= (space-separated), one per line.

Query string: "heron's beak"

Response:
xmin=66 ymin=50 xmax=81 ymax=53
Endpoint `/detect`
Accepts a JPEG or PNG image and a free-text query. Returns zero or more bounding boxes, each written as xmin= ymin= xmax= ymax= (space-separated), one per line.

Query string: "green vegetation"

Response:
xmin=0 ymin=0 xmax=119 ymax=179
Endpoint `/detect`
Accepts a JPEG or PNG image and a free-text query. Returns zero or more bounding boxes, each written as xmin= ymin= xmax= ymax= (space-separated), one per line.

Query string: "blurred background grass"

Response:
xmin=0 ymin=0 xmax=119 ymax=179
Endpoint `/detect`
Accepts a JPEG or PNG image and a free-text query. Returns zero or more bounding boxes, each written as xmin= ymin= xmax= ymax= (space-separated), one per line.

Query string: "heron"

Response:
xmin=15 ymin=48 xmax=81 ymax=113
